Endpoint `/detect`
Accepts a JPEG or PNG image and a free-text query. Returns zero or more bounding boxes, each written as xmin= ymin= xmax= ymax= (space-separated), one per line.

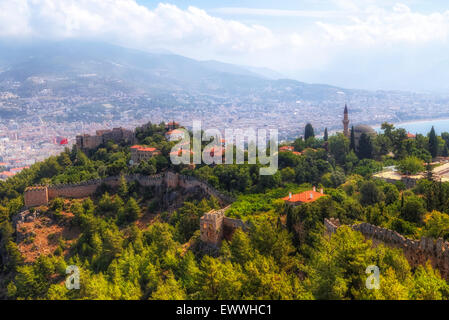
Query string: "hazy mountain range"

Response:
xmin=0 ymin=40 xmax=357 ymax=99
xmin=0 ymin=40 xmax=448 ymax=132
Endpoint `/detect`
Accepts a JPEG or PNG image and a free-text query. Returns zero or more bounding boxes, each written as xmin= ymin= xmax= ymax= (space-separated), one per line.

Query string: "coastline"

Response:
xmin=372 ymin=117 xmax=449 ymax=131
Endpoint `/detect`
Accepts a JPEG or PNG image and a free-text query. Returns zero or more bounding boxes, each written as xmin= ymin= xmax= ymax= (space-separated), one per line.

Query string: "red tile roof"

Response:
xmin=280 ymin=146 xmax=294 ymax=152
xmin=166 ymin=129 xmax=184 ymax=135
xmin=282 ymin=190 xmax=325 ymax=203
xmin=131 ymin=145 xmax=158 ymax=152
xmin=0 ymin=171 xmax=15 ymax=177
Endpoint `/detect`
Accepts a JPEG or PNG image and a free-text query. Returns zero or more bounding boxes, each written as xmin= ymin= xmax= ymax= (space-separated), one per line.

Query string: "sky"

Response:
xmin=2 ymin=0 xmax=449 ymax=92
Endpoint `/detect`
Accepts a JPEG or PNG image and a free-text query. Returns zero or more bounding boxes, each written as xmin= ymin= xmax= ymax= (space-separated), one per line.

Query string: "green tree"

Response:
xmin=118 ymin=175 xmax=129 ymax=199
xmin=398 ymin=156 xmax=424 ymax=175
xmin=401 ymin=195 xmax=426 ymax=224
xmin=422 ymin=211 xmax=449 ymax=240
xmin=350 ymin=126 xmax=356 ymax=152
xmin=429 ymin=126 xmax=439 ymax=158
xmin=124 ymin=197 xmax=141 ymax=223
xmin=357 ymin=133 xmax=373 ymax=159
xmin=328 ymin=133 xmax=349 ymax=165
xmin=199 ymin=256 xmax=245 ymax=299
xmin=383 ymin=184 xmax=399 ymax=205
xmin=304 ymin=123 xmax=315 ymax=141
xmin=150 ymin=274 xmax=186 ymax=300
xmin=360 ymin=181 xmax=385 ymax=206
xmin=409 ymin=263 xmax=449 ymax=300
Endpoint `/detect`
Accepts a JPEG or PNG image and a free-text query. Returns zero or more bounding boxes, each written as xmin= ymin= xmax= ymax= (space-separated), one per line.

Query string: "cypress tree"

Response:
xmin=426 ymin=162 xmax=434 ymax=181
xmin=349 ymin=126 xmax=356 ymax=152
xmin=323 ymin=128 xmax=328 ymax=141
xmin=304 ymin=123 xmax=315 ymax=140
xmin=429 ymin=126 xmax=439 ymax=158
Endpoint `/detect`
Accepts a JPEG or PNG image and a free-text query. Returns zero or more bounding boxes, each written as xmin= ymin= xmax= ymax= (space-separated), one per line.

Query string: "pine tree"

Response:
xmin=118 ymin=175 xmax=129 ymax=199
xmin=304 ymin=123 xmax=315 ymax=140
xmin=324 ymin=128 xmax=328 ymax=142
xmin=429 ymin=126 xmax=439 ymax=158
xmin=125 ymin=197 xmax=141 ymax=222
xmin=349 ymin=126 xmax=356 ymax=152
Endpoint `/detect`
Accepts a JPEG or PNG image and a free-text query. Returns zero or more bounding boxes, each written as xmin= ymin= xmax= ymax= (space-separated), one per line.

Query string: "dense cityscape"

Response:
xmin=2 ymin=74 xmax=449 ymax=180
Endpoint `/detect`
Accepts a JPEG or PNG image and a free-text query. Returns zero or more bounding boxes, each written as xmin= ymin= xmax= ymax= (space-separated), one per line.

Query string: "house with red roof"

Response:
xmin=0 ymin=171 xmax=15 ymax=180
xmin=130 ymin=145 xmax=161 ymax=164
xmin=282 ymin=187 xmax=325 ymax=206
xmin=165 ymin=129 xmax=185 ymax=141
xmin=165 ymin=121 xmax=180 ymax=131
xmin=280 ymin=146 xmax=295 ymax=152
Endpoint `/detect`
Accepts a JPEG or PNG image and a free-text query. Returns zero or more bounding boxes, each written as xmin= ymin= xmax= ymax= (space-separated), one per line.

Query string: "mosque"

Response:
xmin=342 ymin=104 xmax=376 ymax=148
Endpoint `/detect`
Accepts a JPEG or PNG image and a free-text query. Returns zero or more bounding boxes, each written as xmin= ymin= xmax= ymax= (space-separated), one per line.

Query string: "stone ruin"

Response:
xmin=200 ymin=207 xmax=248 ymax=246
xmin=23 ymin=171 xmax=234 ymax=208
xmin=24 ymin=186 xmax=48 ymax=208
xmin=324 ymin=218 xmax=449 ymax=280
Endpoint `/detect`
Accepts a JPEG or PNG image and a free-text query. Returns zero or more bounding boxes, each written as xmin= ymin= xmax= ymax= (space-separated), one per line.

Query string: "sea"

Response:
xmin=373 ymin=118 xmax=449 ymax=135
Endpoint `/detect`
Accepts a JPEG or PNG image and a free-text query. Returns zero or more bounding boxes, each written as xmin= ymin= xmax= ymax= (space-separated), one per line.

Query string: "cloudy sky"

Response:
xmin=2 ymin=0 xmax=449 ymax=92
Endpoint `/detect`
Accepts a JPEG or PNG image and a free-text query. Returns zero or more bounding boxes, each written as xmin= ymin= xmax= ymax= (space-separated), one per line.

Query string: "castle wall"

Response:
xmin=24 ymin=187 xmax=48 ymax=207
xmin=324 ymin=218 xmax=449 ymax=279
xmin=199 ymin=206 xmax=248 ymax=245
xmin=24 ymin=172 xmax=233 ymax=208
xmin=200 ymin=209 xmax=225 ymax=245
xmin=223 ymin=216 xmax=248 ymax=241
xmin=48 ymin=181 xmax=102 ymax=199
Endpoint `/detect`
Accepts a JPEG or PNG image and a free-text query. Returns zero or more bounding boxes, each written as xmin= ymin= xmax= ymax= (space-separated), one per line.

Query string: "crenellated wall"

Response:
xmin=24 ymin=172 xmax=233 ymax=208
xmin=324 ymin=218 xmax=449 ymax=279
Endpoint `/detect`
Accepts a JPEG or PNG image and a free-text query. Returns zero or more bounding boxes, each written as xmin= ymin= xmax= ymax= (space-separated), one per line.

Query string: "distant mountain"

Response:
xmin=0 ymin=40 xmax=349 ymax=99
xmin=1 ymin=40 xmax=448 ymax=134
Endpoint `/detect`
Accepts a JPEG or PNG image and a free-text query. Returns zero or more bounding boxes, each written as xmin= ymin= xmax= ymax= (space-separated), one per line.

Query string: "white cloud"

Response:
xmin=0 ymin=0 xmax=279 ymax=54
xmin=317 ymin=3 xmax=449 ymax=46
xmin=2 ymin=0 xmax=449 ymax=90
xmin=211 ymin=7 xmax=341 ymax=19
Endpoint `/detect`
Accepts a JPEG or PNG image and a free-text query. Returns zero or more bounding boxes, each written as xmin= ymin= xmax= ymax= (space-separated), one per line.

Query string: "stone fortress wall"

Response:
xmin=324 ymin=218 xmax=449 ymax=279
xmin=24 ymin=172 xmax=234 ymax=208
xmin=200 ymin=206 xmax=249 ymax=246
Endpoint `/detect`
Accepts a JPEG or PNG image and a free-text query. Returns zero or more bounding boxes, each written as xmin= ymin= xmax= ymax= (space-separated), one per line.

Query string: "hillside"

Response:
xmin=1 ymin=121 xmax=449 ymax=300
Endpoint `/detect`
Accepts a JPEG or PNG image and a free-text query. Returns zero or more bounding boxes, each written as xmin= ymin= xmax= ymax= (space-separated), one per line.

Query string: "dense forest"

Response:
xmin=2 ymin=122 xmax=449 ymax=300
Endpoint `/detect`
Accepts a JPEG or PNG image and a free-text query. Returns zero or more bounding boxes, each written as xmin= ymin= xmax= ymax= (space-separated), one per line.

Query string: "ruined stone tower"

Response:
xmin=24 ymin=186 xmax=49 ymax=208
xmin=200 ymin=209 xmax=224 ymax=246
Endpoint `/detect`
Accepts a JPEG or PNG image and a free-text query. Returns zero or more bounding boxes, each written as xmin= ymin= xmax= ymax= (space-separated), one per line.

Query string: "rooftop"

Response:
xmin=282 ymin=189 xmax=325 ymax=204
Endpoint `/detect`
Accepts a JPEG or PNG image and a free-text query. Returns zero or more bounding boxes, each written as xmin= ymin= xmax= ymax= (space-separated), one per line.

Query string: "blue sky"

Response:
xmin=2 ymin=0 xmax=449 ymax=92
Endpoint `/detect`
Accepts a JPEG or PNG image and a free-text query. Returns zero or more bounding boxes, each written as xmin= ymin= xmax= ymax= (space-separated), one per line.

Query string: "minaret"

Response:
xmin=343 ymin=104 xmax=350 ymax=138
